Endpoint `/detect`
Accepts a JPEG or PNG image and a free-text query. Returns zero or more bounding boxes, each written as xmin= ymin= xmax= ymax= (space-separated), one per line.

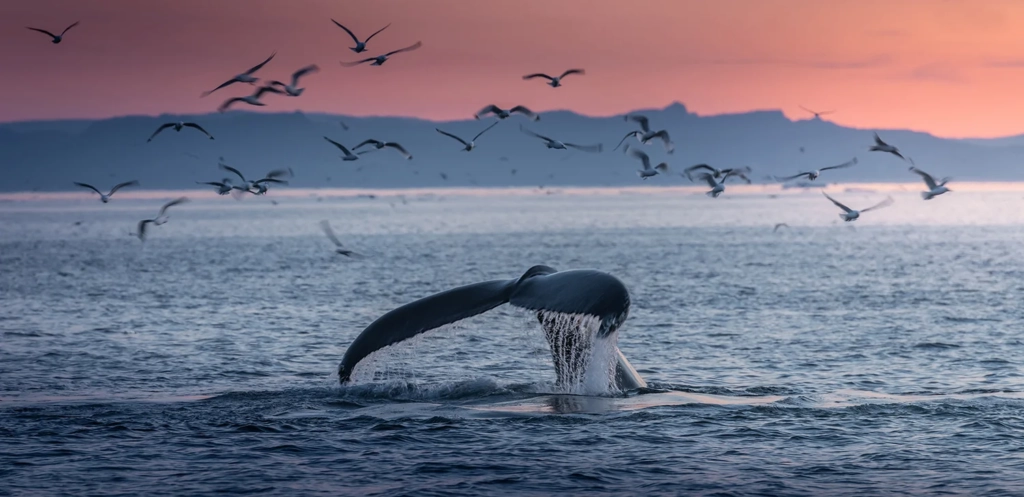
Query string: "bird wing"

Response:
xmin=254 ymin=85 xmax=284 ymax=98
xmin=565 ymin=142 xmax=603 ymax=153
xmin=725 ymin=171 xmax=753 ymax=184
xmin=626 ymin=115 xmax=650 ymax=133
xmin=147 ymin=123 xmax=175 ymax=141
xmin=472 ymin=121 xmax=500 ymax=142
xmin=319 ymin=220 xmax=344 ymax=247
xmin=254 ymin=178 xmax=288 ymax=185
xmin=291 ymin=64 xmax=320 ymax=85
xmin=773 ymin=223 xmax=788 ymax=232
xmin=509 ymin=105 xmax=539 ymax=120
xmin=339 ymin=121 xmax=349 ymax=130
xmin=799 ymin=105 xmax=816 ymax=115
xmin=613 ymin=131 xmax=640 ymax=151
xmin=137 ymin=219 xmax=154 ymax=241
xmin=873 ymin=132 xmax=887 ymax=147
xmin=340 ymin=58 xmax=378 ymax=67
xmin=820 ymin=157 xmax=857 ymax=172
xmin=264 ymin=168 xmax=292 ymax=179
xmin=474 ymin=104 xmax=502 ymax=119
xmin=684 ymin=164 xmax=716 ymax=181
xmin=776 ymin=172 xmax=811 ymax=181
xmin=219 ymin=164 xmax=247 ymax=183
xmin=324 ymin=136 xmax=354 ymax=155
xmin=197 ymin=181 xmax=226 ymax=187
xmin=862 ymin=196 xmax=895 ymax=213
xmin=385 ymin=41 xmax=422 ymax=57
xmin=217 ymin=97 xmax=243 ymax=113
xmin=354 ymin=139 xmax=383 ymax=150
xmin=243 ymin=52 xmax=277 ymax=75
xmin=182 ymin=122 xmax=214 ymax=139
xmin=201 ymin=79 xmax=240 ymax=98
xmin=74 ymin=182 xmax=103 ymax=196
xmin=384 ymin=142 xmax=412 ymax=158
xmin=559 ymin=69 xmax=585 ymax=79
xmin=696 ymin=173 xmax=718 ymax=188
xmin=435 ymin=128 xmax=469 ymax=147
xmin=519 ymin=125 xmax=554 ymax=143
xmin=27 ymin=27 xmax=58 ymax=38
xmin=909 ymin=167 xmax=938 ymax=189
xmin=629 ymin=147 xmax=651 ymax=170
xmin=522 ymin=73 xmax=554 ymax=81
xmin=331 ymin=19 xmax=361 ymax=43
xmin=60 ymin=21 xmax=80 ymax=36
xmin=649 ymin=130 xmax=673 ymax=151
xmin=817 ymin=110 xmax=836 ymax=115
xmin=108 ymin=180 xmax=140 ymax=195
xmin=364 ymin=23 xmax=391 ymax=43
xmin=821 ymin=192 xmax=854 ymax=213
xmin=158 ymin=197 xmax=190 ymax=217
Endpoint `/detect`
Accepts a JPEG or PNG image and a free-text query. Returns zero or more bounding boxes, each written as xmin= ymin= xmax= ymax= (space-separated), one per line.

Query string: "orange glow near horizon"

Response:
xmin=5 ymin=0 xmax=1024 ymax=137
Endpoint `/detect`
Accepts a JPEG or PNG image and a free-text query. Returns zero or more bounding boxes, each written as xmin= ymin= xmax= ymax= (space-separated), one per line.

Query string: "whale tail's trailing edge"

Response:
xmin=338 ymin=265 xmax=647 ymax=390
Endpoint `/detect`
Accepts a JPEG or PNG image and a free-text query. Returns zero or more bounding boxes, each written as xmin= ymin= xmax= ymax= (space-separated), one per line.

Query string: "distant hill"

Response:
xmin=1 ymin=102 xmax=1022 ymax=192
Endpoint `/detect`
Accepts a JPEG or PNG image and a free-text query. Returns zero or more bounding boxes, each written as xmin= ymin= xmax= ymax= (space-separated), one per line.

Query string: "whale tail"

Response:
xmin=338 ymin=266 xmax=646 ymax=391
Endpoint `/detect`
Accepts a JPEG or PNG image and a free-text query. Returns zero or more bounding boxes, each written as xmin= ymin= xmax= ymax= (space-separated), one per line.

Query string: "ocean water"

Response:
xmin=2 ymin=189 xmax=1023 ymax=496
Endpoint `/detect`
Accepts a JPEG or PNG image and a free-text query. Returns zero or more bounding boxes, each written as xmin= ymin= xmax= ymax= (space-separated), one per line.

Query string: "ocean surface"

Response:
xmin=2 ymin=188 xmax=1023 ymax=496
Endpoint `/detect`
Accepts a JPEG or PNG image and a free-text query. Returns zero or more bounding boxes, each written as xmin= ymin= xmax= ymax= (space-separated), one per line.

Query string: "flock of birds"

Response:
xmin=30 ymin=18 xmax=954 ymax=245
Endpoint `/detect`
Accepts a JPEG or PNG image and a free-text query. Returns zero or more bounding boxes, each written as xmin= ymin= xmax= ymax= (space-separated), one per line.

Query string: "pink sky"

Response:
xmin=5 ymin=0 xmax=1024 ymax=138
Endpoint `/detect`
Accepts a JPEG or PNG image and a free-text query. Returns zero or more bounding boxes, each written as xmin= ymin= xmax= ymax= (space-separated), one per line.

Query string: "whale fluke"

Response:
xmin=338 ymin=265 xmax=646 ymax=391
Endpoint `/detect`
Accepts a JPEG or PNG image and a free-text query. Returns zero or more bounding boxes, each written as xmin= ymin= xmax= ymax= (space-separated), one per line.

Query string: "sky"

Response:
xmin=4 ymin=0 xmax=1024 ymax=138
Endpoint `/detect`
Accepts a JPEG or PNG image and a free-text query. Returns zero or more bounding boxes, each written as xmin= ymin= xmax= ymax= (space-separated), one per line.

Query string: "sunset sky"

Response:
xmin=5 ymin=0 xmax=1024 ymax=138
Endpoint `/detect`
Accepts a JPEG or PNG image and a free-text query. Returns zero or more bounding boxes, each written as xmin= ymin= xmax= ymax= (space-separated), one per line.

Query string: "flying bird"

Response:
xmin=694 ymin=171 xmax=744 ymax=198
xmin=616 ymin=115 xmax=674 ymax=153
xmin=340 ymin=41 xmax=422 ymax=67
xmin=519 ymin=125 xmax=602 ymax=153
xmin=339 ymin=121 xmax=349 ymax=131
xmin=626 ymin=146 xmax=669 ymax=180
xmin=435 ymin=121 xmax=499 ymax=152
xmin=909 ymin=167 xmax=952 ymax=200
xmin=323 ymin=136 xmax=366 ymax=161
xmin=268 ymin=65 xmax=320 ymax=96
xmin=799 ymin=105 xmax=835 ymax=120
xmin=684 ymin=164 xmax=752 ymax=183
xmin=822 ymin=191 xmax=894 ymax=222
xmin=474 ymin=105 xmax=539 ymax=121
xmin=320 ymin=220 xmax=360 ymax=257
xmin=353 ymin=139 xmax=413 ymax=159
xmin=137 ymin=197 xmax=189 ymax=242
xmin=147 ymin=121 xmax=214 ymax=142
xmin=201 ymin=52 xmax=276 ymax=97
xmin=773 ymin=223 xmax=790 ymax=233
xmin=250 ymin=175 xmax=290 ymax=195
xmin=869 ymin=132 xmax=911 ymax=163
xmin=27 ymin=21 xmax=79 ymax=44
xmin=331 ymin=20 xmax=391 ymax=53
xmin=217 ymin=85 xmax=283 ymax=113
xmin=74 ymin=180 xmax=139 ymax=203
xmin=774 ymin=157 xmax=858 ymax=182
xmin=522 ymin=69 xmax=585 ymax=88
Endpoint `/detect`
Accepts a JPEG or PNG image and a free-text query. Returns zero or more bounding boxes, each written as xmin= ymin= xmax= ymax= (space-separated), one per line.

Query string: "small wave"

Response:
xmin=913 ymin=342 xmax=961 ymax=349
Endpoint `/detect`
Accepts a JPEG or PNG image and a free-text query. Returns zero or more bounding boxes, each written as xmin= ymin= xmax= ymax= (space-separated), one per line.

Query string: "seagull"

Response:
xmin=519 ymin=125 xmax=602 ymax=152
xmin=196 ymin=178 xmax=234 ymax=195
xmin=331 ymin=20 xmax=391 ymax=53
xmin=909 ymin=167 xmax=951 ymax=200
xmin=217 ymin=85 xmax=284 ymax=113
xmin=522 ymin=69 xmax=585 ymax=88
xmin=694 ymin=171 xmax=744 ymax=198
xmin=201 ymin=52 xmax=276 ymax=97
xmin=435 ymin=121 xmax=499 ymax=152
xmin=474 ymin=105 xmax=539 ymax=121
xmin=74 ymin=180 xmax=139 ymax=203
xmin=340 ymin=41 xmax=422 ymax=67
xmin=625 ymin=146 xmax=669 ymax=179
xmin=775 ymin=157 xmax=858 ymax=182
xmin=147 ymin=121 xmax=214 ymax=142
xmin=773 ymin=223 xmax=789 ymax=233
xmin=799 ymin=105 xmax=835 ymax=120
xmin=250 ymin=175 xmax=290 ymax=195
xmin=323 ymin=136 xmax=365 ymax=161
xmin=616 ymin=115 xmax=674 ymax=153
xmin=137 ymin=197 xmax=189 ymax=242
xmin=822 ymin=192 xmax=894 ymax=222
xmin=320 ymin=220 xmax=359 ymax=257
xmin=684 ymin=164 xmax=752 ymax=183
xmin=339 ymin=121 xmax=350 ymax=131
xmin=268 ymin=65 xmax=320 ymax=96
xmin=869 ymin=132 xmax=911 ymax=163
xmin=27 ymin=21 xmax=79 ymax=44
xmin=353 ymin=139 xmax=413 ymax=159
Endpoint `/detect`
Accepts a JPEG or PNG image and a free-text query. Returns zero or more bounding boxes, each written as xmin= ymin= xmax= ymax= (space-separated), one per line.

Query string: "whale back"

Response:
xmin=338 ymin=278 xmax=516 ymax=382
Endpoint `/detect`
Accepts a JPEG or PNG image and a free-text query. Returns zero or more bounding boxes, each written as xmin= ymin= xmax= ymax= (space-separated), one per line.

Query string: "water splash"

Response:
xmin=537 ymin=311 xmax=620 ymax=395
